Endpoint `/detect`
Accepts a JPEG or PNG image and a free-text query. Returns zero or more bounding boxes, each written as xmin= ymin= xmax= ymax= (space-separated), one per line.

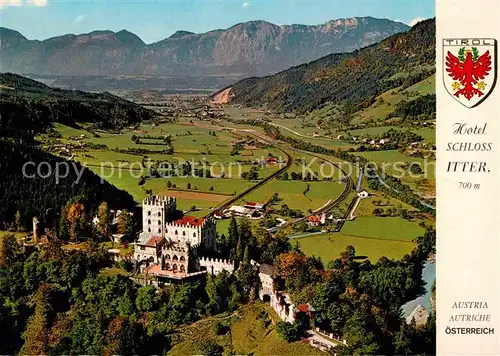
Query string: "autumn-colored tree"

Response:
xmin=117 ymin=209 xmax=134 ymax=237
xmin=67 ymin=202 xmax=85 ymax=241
xmin=20 ymin=283 xmax=53 ymax=355
xmin=96 ymin=202 xmax=111 ymax=239
xmin=279 ymin=251 xmax=307 ymax=280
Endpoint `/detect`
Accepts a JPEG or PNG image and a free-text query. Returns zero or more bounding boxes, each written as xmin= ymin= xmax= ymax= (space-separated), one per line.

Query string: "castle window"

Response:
xmin=180 ymin=256 xmax=185 ymax=262
xmin=158 ymin=212 xmax=161 ymax=217
xmin=173 ymin=255 xmax=178 ymax=261
xmin=193 ymin=232 xmax=196 ymax=238
xmin=182 ymin=231 xmax=186 ymax=236
xmin=165 ymin=263 xmax=170 ymax=270
xmin=148 ymin=219 xmax=151 ymax=224
xmin=166 ymin=254 xmax=171 ymax=260
xmin=148 ymin=211 xmax=151 ymax=216
xmin=158 ymin=220 xmax=161 ymax=225
xmin=148 ymin=228 xmax=151 ymax=232
xmin=180 ymin=265 xmax=186 ymax=272
xmin=158 ymin=229 xmax=161 ymax=234
xmin=172 ymin=264 xmax=178 ymax=272
xmin=175 ymin=230 xmax=178 ymax=235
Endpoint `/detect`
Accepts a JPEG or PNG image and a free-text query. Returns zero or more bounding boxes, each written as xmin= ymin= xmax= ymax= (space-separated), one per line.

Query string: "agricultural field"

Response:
xmin=358 ymin=149 xmax=435 ymax=194
xmin=242 ymin=179 xmax=345 ymax=212
xmin=50 ymin=120 xmax=286 ymax=207
xmin=355 ymin=196 xmax=417 ymax=217
xmin=342 ymin=216 xmax=425 ymax=242
xmin=168 ymin=303 xmax=318 ymax=356
xmin=296 ymin=232 xmax=415 ymax=263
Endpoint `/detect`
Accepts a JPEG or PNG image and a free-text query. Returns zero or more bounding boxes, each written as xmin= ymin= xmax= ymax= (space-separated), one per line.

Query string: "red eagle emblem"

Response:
xmin=446 ymin=47 xmax=492 ymax=100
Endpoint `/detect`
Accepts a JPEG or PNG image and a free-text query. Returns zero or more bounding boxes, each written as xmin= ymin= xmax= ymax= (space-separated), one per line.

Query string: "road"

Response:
xmin=193 ymin=121 xmax=353 ymax=223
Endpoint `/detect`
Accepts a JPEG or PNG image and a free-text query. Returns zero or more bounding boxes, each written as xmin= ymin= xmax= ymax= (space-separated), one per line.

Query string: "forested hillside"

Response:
xmin=0 ymin=74 xmax=143 ymax=229
xmin=0 ymin=140 xmax=136 ymax=229
xmin=0 ymin=73 xmax=154 ymax=140
xmin=222 ymin=19 xmax=435 ymax=114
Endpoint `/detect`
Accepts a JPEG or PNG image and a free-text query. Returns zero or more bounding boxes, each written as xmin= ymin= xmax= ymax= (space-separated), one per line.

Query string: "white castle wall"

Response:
xmin=199 ymin=257 xmax=234 ymax=275
xmin=165 ymin=217 xmax=217 ymax=250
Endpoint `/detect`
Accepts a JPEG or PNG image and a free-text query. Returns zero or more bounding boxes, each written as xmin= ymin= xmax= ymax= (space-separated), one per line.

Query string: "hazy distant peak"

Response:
xmin=168 ymin=30 xmax=196 ymax=39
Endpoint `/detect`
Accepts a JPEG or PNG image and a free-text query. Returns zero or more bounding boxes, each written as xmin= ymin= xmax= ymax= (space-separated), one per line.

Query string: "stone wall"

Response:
xmin=199 ymin=257 xmax=234 ymax=275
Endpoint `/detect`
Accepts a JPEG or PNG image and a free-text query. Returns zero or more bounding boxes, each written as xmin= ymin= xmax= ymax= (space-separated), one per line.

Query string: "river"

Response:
xmin=402 ymin=259 xmax=436 ymax=317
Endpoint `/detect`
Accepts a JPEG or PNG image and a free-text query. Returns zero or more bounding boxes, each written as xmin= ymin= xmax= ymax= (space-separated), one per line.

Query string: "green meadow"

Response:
xmin=296 ymin=232 xmax=415 ymax=263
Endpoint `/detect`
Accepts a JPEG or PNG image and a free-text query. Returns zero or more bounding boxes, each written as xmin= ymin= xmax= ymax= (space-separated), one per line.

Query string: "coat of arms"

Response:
xmin=443 ymin=38 xmax=497 ymax=108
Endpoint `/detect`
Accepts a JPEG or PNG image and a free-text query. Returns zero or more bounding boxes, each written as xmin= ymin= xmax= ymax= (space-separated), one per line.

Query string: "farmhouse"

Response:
xmin=265 ymin=156 xmax=279 ymax=165
xmin=227 ymin=205 xmax=259 ymax=218
xmin=244 ymin=201 xmax=265 ymax=211
xmin=307 ymin=213 xmax=326 ymax=226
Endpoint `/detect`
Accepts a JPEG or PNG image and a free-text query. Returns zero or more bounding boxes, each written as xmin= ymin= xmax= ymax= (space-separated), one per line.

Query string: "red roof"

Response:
xmin=175 ymin=216 xmax=206 ymax=227
xmin=145 ymin=236 xmax=163 ymax=247
xmin=307 ymin=215 xmax=322 ymax=222
xmin=266 ymin=157 xmax=278 ymax=162
xmin=297 ymin=304 xmax=311 ymax=313
xmin=246 ymin=202 xmax=257 ymax=206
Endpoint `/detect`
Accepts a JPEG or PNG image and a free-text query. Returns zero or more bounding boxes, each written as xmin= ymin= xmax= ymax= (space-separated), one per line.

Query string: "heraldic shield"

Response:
xmin=443 ymin=38 xmax=497 ymax=108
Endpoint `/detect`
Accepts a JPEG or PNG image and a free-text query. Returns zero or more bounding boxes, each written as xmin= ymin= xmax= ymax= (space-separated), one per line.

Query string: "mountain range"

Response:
xmin=0 ymin=17 xmax=409 ymax=78
xmin=214 ymin=18 xmax=435 ymax=114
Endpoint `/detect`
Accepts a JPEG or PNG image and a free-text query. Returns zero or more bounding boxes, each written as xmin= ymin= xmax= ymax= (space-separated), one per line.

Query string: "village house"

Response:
xmin=357 ymin=190 xmax=370 ymax=198
xmin=307 ymin=213 xmax=326 ymax=227
xmin=244 ymin=201 xmax=266 ymax=211
xmin=227 ymin=205 xmax=260 ymax=218
xmin=265 ymin=156 xmax=279 ymax=165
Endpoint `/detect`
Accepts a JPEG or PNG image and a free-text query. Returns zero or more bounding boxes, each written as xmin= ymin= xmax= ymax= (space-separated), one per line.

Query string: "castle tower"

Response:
xmin=142 ymin=196 xmax=177 ymax=237
xmin=32 ymin=217 xmax=39 ymax=243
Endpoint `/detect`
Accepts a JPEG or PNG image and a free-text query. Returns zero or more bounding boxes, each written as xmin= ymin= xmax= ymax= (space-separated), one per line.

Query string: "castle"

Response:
xmin=134 ymin=195 xmax=233 ymax=284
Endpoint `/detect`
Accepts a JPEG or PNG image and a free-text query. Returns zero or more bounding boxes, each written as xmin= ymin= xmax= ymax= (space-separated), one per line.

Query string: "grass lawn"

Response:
xmin=0 ymin=230 xmax=28 ymax=240
xmin=414 ymin=127 xmax=436 ymax=145
xmin=342 ymin=216 xmax=425 ymax=242
xmin=351 ymin=74 xmax=435 ymax=124
xmin=169 ymin=303 xmax=319 ymax=356
xmin=296 ymin=233 xmax=415 ymax=263
xmin=243 ymin=179 xmax=345 ymax=212
xmin=355 ymin=196 xmax=417 ymax=217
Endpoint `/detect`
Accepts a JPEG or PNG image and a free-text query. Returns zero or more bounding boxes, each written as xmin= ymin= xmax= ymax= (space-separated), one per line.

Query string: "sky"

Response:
xmin=0 ymin=0 xmax=434 ymax=44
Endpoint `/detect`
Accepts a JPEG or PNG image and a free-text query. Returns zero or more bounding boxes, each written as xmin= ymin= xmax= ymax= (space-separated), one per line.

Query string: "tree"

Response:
xmin=198 ymin=340 xmax=223 ymax=356
xmin=136 ymin=286 xmax=159 ymax=312
xmin=14 ymin=210 xmax=22 ymax=231
xmin=0 ymin=234 xmax=22 ymax=267
xmin=96 ymin=202 xmax=111 ymax=239
xmin=20 ymin=284 xmax=53 ymax=355
xmin=67 ymin=202 xmax=85 ymax=241
xmin=372 ymin=208 xmax=383 ymax=216
xmin=276 ymin=322 xmax=300 ymax=342
xmin=227 ymin=216 xmax=239 ymax=259
xmin=117 ymin=210 xmax=134 ymax=237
